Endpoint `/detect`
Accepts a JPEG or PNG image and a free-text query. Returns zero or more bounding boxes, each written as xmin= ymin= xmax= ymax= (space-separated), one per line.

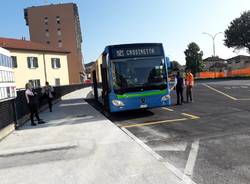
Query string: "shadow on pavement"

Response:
xmin=18 ymin=98 xmax=106 ymax=131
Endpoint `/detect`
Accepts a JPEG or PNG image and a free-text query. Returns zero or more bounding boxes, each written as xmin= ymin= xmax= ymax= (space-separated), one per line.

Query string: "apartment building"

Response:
xmin=203 ymin=56 xmax=226 ymax=71
xmin=0 ymin=47 xmax=16 ymax=101
xmin=227 ymin=55 xmax=250 ymax=70
xmin=0 ymin=37 xmax=70 ymax=89
xmin=24 ymin=3 xmax=84 ymax=84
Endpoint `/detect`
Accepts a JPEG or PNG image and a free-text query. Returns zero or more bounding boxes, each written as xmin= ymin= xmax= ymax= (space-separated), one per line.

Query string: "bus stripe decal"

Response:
xmin=117 ymin=90 xmax=167 ymax=99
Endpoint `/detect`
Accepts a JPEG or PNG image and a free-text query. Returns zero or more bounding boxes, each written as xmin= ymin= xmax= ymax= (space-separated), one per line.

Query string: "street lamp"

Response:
xmin=202 ymin=32 xmax=223 ymax=57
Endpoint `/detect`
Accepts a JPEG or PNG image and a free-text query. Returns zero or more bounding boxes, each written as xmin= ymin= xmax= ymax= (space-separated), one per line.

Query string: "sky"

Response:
xmin=0 ymin=0 xmax=249 ymax=65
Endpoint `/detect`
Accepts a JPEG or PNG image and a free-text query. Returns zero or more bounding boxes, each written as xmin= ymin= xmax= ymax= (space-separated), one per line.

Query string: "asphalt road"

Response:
xmin=86 ymin=79 xmax=250 ymax=184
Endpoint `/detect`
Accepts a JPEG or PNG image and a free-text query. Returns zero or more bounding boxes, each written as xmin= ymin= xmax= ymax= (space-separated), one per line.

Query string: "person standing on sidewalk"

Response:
xmin=25 ymin=83 xmax=45 ymax=126
xmin=41 ymin=82 xmax=54 ymax=112
xmin=171 ymin=71 xmax=185 ymax=105
xmin=185 ymin=69 xmax=194 ymax=103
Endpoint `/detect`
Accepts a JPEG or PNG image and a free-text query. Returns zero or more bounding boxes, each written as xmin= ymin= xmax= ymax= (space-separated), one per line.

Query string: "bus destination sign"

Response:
xmin=110 ymin=45 xmax=163 ymax=59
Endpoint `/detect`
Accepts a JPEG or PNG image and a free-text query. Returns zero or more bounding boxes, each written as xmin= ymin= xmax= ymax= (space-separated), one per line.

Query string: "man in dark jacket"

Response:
xmin=172 ymin=71 xmax=185 ymax=105
xmin=42 ymin=82 xmax=54 ymax=112
xmin=25 ymin=83 xmax=45 ymax=126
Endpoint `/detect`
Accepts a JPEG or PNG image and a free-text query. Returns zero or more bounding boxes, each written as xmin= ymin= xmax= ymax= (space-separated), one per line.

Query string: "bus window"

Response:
xmin=112 ymin=57 xmax=167 ymax=94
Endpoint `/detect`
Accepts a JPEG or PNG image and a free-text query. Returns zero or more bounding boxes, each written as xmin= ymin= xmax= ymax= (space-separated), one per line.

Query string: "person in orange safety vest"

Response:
xmin=185 ymin=69 xmax=194 ymax=103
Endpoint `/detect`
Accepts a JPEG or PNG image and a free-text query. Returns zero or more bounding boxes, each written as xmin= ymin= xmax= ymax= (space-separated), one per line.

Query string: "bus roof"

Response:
xmin=106 ymin=43 xmax=162 ymax=49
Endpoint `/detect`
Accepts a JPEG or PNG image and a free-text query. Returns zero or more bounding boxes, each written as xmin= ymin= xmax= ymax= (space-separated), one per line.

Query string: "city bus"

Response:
xmin=92 ymin=43 xmax=171 ymax=112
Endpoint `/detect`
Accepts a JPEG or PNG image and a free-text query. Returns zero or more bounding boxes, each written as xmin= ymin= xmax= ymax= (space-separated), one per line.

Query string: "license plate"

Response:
xmin=140 ymin=104 xmax=148 ymax=108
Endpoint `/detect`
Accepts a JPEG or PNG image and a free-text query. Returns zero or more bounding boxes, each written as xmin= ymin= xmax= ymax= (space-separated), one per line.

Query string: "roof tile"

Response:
xmin=0 ymin=37 xmax=69 ymax=53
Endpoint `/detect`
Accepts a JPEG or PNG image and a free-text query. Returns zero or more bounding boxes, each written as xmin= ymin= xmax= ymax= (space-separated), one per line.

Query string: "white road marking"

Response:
xmin=71 ymin=116 xmax=94 ymax=121
xmin=163 ymin=161 xmax=198 ymax=184
xmin=203 ymin=83 xmax=237 ymax=100
xmin=162 ymin=107 xmax=174 ymax=112
xmin=140 ymin=126 xmax=171 ymax=140
xmin=59 ymin=102 xmax=88 ymax=107
xmin=184 ymin=140 xmax=200 ymax=177
xmin=240 ymin=86 xmax=248 ymax=89
xmin=232 ymin=86 xmax=239 ymax=89
xmin=154 ymin=142 xmax=188 ymax=152
xmin=121 ymin=127 xmax=162 ymax=160
xmin=237 ymin=98 xmax=250 ymax=101
xmin=121 ymin=127 xmax=198 ymax=184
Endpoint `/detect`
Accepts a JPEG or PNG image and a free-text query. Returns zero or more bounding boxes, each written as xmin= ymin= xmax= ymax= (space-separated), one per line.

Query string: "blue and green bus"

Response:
xmin=92 ymin=43 xmax=171 ymax=112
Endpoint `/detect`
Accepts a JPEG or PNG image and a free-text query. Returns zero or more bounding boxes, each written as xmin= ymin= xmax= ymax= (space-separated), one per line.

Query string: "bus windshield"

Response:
xmin=112 ymin=57 xmax=167 ymax=94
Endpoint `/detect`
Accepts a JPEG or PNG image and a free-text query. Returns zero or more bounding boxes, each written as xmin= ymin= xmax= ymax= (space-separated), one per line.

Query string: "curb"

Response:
xmin=121 ymin=127 xmax=197 ymax=184
xmin=0 ymin=123 xmax=15 ymax=142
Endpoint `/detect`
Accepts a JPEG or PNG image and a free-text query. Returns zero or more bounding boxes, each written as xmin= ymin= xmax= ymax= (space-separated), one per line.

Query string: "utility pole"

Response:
xmin=202 ymin=32 xmax=223 ymax=56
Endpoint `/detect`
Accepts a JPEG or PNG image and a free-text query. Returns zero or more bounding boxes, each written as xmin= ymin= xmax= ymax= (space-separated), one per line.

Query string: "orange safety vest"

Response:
xmin=186 ymin=72 xmax=194 ymax=86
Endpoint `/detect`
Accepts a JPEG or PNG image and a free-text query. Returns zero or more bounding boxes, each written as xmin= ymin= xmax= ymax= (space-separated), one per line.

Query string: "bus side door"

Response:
xmin=100 ymin=64 xmax=109 ymax=112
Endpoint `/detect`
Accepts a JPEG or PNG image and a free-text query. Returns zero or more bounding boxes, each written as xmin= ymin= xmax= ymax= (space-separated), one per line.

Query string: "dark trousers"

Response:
xmin=41 ymin=95 xmax=53 ymax=112
xmin=47 ymin=97 xmax=53 ymax=112
xmin=186 ymin=85 xmax=193 ymax=102
xmin=176 ymin=87 xmax=184 ymax=105
xmin=28 ymin=103 xmax=40 ymax=123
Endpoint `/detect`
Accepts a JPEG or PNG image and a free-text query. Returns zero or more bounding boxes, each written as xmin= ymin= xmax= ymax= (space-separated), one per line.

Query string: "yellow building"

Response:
xmin=0 ymin=37 xmax=70 ymax=89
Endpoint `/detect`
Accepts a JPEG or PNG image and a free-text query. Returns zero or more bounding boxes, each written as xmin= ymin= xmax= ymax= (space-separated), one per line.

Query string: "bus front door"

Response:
xmin=101 ymin=64 xmax=109 ymax=112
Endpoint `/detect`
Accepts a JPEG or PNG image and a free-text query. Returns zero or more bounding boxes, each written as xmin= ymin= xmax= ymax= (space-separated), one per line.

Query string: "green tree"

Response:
xmin=224 ymin=11 xmax=250 ymax=53
xmin=184 ymin=42 xmax=204 ymax=75
xmin=171 ymin=60 xmax=181 ymax=71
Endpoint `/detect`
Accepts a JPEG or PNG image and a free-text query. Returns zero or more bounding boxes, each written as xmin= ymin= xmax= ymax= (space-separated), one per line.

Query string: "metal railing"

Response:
xmin=0 ymin=83 xmax=92 ymax=130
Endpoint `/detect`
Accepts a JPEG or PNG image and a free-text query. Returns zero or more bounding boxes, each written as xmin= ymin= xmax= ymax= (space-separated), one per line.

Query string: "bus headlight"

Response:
xmin=112 ymin=100 xmax=125 ymax=107
xmin=161 ymin=95 xmax=170 ymax=102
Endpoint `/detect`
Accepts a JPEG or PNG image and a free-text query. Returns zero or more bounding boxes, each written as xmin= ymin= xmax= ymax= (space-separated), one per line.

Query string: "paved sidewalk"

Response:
xmin=0 ymin=88 xmax=184 ymax=184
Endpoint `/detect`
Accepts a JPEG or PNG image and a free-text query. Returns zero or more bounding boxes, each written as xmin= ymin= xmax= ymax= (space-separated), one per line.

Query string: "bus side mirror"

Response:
xmin=165 ymin=57 xmax=172 ymax=70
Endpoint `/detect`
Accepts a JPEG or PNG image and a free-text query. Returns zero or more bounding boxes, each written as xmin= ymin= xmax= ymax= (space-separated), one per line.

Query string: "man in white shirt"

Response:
xmin=25 ymin=83 xmax=45 ymax=126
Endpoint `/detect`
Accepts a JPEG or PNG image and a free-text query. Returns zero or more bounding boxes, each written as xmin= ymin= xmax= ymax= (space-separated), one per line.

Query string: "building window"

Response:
xmin=0 ymin=71 xmax=3 ymax=82
xmin=6 ymin=87 xmax=11 ymax=98
xmin=55 ymin=78 xmax=60 ymax=86
xmin=0 ymin=54 xmax=12 ymax=68
xmin=2 ymin=71 xmax=5 ymax=82
xmin=0 ymin=87 xmax=7 ymax=100
xmin=0 ymin=55 xmax=2 ymax=66
xmin=57 ymin=28 xmax=62 ymax=36
xmin=45 ymin=29 xmax=50 ymax=37
xmin=56 ymin=16 xmax=61 ymax=24
xmin=27 ymin=57 xmax=38 ymax=68
xmin=11 ymin=56 xmax=17 ymax=68
xmin=0 ymin=70 xmax=14 ymax=83
xmin=29 ymin=79 xmax=40 ymax=88
xmin=51 ymin=58 xmax=61 ymax=69
xmin=46 ymin=41 xmax=50 ymax=45
xmin=58 ymin=40 xmax=62 ymax=47
xmin=44 ymin=17 xmax=48 ymax=25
